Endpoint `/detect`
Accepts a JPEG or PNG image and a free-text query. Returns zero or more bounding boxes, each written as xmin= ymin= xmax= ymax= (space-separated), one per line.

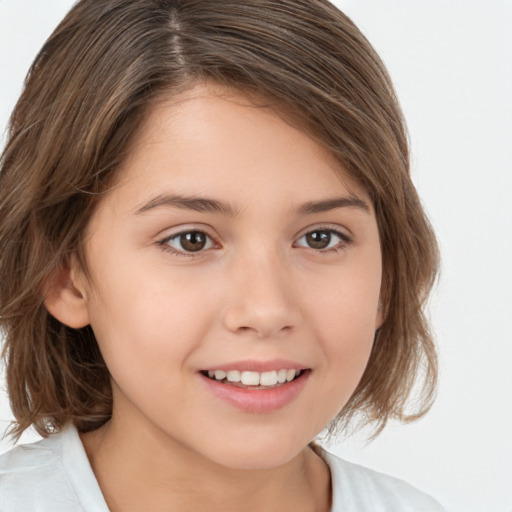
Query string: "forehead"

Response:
xmin=111 ymin=83 xmax=370 ymax=206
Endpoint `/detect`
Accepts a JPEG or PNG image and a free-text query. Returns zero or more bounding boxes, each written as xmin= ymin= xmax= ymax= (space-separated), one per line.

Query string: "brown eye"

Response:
xmin=180 ymin=232 xmax=207 ymax=252
xmin=163 ymin=230 xmax=214 ymax=254
xmin=305 ymin=230 xmax=332 ymax=249
xmin=295 ymin=228 xmax=351 ymax=251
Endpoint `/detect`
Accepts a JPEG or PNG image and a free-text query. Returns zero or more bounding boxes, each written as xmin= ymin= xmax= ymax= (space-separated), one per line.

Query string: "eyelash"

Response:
xmin=158 ymin=230 xmax=219 ymax=258
xmin=157 ymin=226 xmax=353 ymax=258
xmin=294 ymin=227 xmax=353 ymax=252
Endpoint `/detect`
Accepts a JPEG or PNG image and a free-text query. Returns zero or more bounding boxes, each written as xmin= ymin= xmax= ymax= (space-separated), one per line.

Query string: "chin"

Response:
xmin=199 ymin=431 xmax=311 ymax=471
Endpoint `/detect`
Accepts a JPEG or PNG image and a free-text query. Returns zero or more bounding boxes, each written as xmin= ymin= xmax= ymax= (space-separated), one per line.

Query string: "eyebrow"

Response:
xmin=135 ymin=194 xmax=239 ymax=216
xmin=134 ymin=193 xmax=370 ymax=216
xmin=297 ymin=196 xmax=370 ymax=215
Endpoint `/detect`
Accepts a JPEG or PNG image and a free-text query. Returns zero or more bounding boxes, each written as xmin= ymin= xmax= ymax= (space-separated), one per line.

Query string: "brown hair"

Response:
xmin=0 ymin=0 xmax=439 ymax=441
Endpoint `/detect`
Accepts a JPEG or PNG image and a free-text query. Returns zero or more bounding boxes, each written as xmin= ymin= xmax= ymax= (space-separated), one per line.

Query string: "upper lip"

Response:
xmin=200 ymin=359 xmax=309 ymax=373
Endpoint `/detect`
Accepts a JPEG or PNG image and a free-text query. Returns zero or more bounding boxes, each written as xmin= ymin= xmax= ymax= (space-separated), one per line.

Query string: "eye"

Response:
xmin=294 ymin=228 xmax=351 ymax=251
xmin=159 ymin=230 xmax=216 ymax=256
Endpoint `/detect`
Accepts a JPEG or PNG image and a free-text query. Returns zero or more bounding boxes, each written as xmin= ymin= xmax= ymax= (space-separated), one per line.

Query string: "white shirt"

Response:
xmin=0 ymin=425 xmax=445 ymax=511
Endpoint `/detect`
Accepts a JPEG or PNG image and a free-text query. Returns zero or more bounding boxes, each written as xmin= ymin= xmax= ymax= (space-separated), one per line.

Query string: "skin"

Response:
xmin=46 ymin=83 xmax=383 ymax=512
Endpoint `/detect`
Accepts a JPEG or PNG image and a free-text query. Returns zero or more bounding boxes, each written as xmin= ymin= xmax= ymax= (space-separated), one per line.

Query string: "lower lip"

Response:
xmin=199 ymin=371 xmax=310 ymax=413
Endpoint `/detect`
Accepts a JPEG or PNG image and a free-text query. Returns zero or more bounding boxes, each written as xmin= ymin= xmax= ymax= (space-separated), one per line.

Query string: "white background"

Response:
xmin=1 ymin=1 xmax=511 ymax=511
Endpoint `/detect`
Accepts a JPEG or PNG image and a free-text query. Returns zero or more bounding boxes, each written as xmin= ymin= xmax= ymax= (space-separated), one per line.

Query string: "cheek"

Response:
xmin=317 ymin=295 xmax=376 ymax=382
xmin=308 ymin=252 xmax=381 ymax=340
xmin=84 ymin=261 xmax=219 ymax=387
xmin=305 ymin=256 xmax=381 ymax=393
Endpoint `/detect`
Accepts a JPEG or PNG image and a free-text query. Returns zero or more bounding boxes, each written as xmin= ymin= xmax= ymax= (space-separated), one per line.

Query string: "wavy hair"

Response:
xmin=0 ymin=0 xmax=439 ymax=441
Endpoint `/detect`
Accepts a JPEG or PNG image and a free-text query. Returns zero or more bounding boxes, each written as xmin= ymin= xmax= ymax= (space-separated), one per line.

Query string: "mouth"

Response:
xmin=198 ymin=360 xmax=311 ymax=412
xmin=200 ymin=368 xmax=307 ymax=389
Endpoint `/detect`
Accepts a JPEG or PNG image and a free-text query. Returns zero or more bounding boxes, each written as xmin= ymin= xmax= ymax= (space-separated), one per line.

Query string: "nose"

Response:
xmin=222 ymin=249 xmax=302 ymax=339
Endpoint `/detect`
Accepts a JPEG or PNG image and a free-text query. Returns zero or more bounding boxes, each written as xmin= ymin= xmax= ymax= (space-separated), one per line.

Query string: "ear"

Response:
xmin=43 ymin=255 xmax=91 ymax=329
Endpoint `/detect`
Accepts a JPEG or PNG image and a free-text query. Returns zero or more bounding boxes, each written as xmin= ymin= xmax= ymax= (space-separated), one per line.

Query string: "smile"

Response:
xmin=199 ymin=365 xmax=311 ymax=413
xmin=204 ymin=369 xmax=303 ymax=388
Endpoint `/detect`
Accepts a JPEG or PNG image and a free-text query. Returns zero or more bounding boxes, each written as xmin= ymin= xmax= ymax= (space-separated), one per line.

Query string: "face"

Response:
xmin=74 ymin=83 xmax=382 ymax=469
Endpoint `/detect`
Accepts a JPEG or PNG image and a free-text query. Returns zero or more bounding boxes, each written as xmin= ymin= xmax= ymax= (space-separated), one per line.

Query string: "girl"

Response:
xmin=0 ymin=1 xmax=444 ymax=510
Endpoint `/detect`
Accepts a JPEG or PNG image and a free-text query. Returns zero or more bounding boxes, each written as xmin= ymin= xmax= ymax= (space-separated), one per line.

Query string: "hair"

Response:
xmin=0 ymin=0 xmax=439 ymax=442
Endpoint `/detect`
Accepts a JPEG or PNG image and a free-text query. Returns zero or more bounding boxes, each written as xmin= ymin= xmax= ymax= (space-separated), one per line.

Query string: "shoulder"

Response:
xmin=0 ymin=427 xmax=88 ymax=512
xmin=319 ymin=448 xmax=446 ymax=512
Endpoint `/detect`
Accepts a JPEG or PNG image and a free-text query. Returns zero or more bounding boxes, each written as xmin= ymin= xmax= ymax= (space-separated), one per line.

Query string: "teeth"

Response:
xmin=206 ymin=368 xmax=302 ymax=386
xmin=277 ymin=369 xmax=287 ymax=383
xmin=214 ymin=370 xmax=227 ymax=380
xmin=286 ymin=369 xmax=296 ymax=382
xmin=259 ymin=371 xmax=278 ymax=386
xmin=241 ymin=371 xmax=260 ymax=386
xmin=226 ymin=370 xmax=241 ymax=383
